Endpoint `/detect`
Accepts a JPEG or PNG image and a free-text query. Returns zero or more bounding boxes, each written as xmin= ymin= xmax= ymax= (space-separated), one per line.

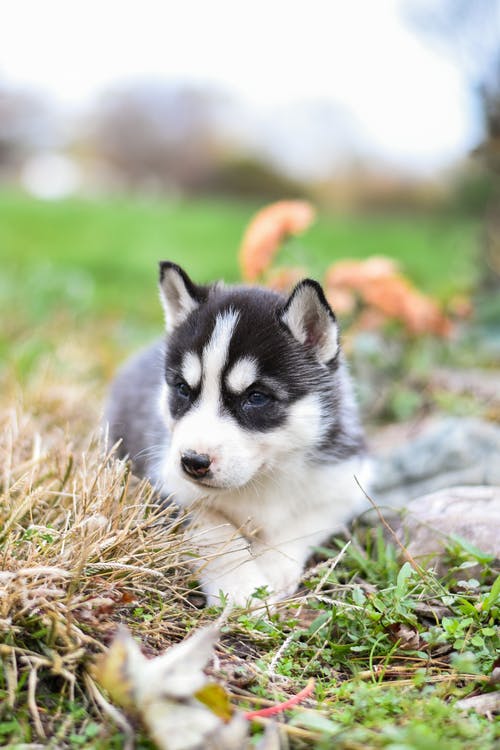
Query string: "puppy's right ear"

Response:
xmin=158 ymin=262 xmax=205 ymax=331
xmin=280 ymin=279 xmax=339 ymax=363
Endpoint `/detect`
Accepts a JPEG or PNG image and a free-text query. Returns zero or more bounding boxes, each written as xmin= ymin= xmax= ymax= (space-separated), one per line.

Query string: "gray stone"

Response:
xmin=394 ymin=486 xmax=500 ymax=568
xmin=371 ymin=417 xmax=500 ymax=508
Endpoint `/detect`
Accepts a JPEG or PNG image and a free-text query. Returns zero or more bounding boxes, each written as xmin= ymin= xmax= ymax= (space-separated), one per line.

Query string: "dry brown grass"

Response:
xmin=0 ymin=338 xmax=209 ymax=741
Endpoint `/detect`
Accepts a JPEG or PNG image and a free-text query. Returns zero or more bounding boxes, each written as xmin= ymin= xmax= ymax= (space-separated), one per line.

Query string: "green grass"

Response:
xmin=0 ymin=190 xmax=480 ymax=330
xmin=229 ymin=533 xmax=499 ymax=749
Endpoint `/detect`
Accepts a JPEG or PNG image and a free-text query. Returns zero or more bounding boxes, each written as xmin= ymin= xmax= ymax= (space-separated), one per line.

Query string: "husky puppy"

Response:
xmin=106 ymin=262 xmax=371 ymax=607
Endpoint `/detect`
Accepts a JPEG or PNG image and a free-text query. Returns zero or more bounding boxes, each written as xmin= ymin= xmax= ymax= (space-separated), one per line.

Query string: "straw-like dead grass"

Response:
xmin=0 ymin=347 xmax=205 ymax=741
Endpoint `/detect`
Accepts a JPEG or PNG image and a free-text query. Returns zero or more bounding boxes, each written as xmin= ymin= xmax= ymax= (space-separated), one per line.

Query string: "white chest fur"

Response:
xmin=161 ymin=452 xmax=372 ymax=606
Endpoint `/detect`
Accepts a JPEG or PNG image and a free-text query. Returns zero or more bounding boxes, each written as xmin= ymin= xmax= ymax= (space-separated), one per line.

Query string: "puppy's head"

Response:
xmin=158 ymin=262 xmax=340 ymax=503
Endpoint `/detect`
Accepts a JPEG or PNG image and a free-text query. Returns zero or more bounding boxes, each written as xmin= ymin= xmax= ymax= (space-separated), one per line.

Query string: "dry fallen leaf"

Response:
xmin=94 ymin=625 xmax=226 ymax=750
xmin=93 ymin=625 xmax=285 ymax=750
xmin=195 ymin=682 xmax=233 ymax=721
xmin=386 ymin=622 xmax=421 ymax=650
xmin=239 ymin=200 xmax=316 ymax=281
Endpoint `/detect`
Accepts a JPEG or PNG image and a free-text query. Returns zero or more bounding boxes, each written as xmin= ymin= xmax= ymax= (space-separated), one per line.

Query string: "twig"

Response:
xmin=28 ymin=667 xmax=45 ymax=739
xmin=5 ymin=648 xmax=18 ymax=707
xmin=354 ymin=476 xmax=423 ymax=574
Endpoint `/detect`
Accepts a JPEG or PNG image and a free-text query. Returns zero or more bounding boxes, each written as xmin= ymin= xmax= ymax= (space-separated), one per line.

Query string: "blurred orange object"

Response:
xmin=327 ymin=257 xmax=399 ymax=286
xmin=325 ymin=287 xmax=357 ymax=316
xmin=266 ymin=266 xmax=307 ymax=293
xmin=325 ymin=257 xmax=452 ymax=337
xmin=239 ymin=200 xmax=316 ymax=281
xmin=448 ymin=294 xmax=473 ymax=320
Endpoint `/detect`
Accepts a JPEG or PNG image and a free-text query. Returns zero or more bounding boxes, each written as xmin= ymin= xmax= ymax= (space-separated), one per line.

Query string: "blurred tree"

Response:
xmin=412 ymin=0 xmax=500 ymax=151
xmin=204 ymin=154 xmax=306 ymax=201
xmin=0 ymin=86 xmax=53 ymax=174
xmin=84 ymin=81 xmax=311 ymax=200
xmin=88 ymin=82 xmax=223 ymax=193
xmin=405 ymin=0 xmax=500 ymax=315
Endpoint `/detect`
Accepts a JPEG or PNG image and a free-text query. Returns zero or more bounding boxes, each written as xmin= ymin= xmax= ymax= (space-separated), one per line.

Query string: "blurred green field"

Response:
xmin=1 ymin=191 xmax=480 ymax=333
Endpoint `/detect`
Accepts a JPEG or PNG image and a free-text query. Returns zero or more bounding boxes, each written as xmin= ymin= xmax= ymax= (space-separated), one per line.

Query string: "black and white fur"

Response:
xmin=106 ymin=262 xmax=371 ymax=607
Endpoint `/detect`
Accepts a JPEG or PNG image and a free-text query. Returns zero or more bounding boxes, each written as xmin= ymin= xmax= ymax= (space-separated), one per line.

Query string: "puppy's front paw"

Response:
xmin=256 ymin=553 xmax=303 ymax=602
xmin=202 ymin=571 xmax=273 ymax=610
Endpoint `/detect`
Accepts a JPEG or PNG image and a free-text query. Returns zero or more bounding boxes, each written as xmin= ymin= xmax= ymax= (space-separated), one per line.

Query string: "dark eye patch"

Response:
xmin=165 ymin=368 xmax=199 ymax=419
xmin=217 ymin=380 xmax=285 ymax=431
xmin=243 ymin=390 xmax=272 ymax=408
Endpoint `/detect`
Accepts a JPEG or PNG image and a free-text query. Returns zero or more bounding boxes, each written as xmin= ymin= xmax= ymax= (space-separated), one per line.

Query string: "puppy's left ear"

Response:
xmin=280 ymin=280 xmax=339 ymax=363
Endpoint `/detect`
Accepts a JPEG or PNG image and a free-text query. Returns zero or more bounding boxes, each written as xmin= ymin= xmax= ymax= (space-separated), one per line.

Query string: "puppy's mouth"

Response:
xmin=178 ymin=452 xmax=260 ymax=492
xmin=183 ymin=474 xmax=221 ymax=488
xmin=181 ymin=469 xmax=256 ymax=493
xmin=182 ymin=474 xmax=237 ymax=492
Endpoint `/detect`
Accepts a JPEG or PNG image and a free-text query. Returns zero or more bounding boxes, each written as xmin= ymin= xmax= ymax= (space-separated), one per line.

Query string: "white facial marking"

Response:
xmin=161 ymin=309 xmax=241 ymax=501
xmin=181 ymin=351 xmax=202 ymax=389
xmin=226 ymin=356 xmax=258 ymax=394
xmin=201 ymin=309 xmax=240 ymax=404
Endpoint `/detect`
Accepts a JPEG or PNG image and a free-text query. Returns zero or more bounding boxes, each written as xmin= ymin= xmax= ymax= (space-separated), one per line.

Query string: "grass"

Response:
xmin=0 ymin=191 xmax=498 ymax=748
xmin=1 ymin=190 xmax=479 ymax=330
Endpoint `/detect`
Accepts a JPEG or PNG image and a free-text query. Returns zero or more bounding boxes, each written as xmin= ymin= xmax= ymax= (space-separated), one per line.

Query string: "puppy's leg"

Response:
xmin=188 ymin=510 xmax=273 ymax=608
xmin=252 ymin=540 xmax=306 ymax=601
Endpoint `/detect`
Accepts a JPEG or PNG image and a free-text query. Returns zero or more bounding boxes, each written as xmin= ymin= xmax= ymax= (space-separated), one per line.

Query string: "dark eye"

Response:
xmin=244 ymin=390 xmax=271 ymax=408
xmin=176 ymin=382 xmax=191 ymax=398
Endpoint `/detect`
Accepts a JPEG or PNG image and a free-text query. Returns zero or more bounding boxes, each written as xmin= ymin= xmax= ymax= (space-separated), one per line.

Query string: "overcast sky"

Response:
xmin=0 ymin=0 xmax=487 ymax=176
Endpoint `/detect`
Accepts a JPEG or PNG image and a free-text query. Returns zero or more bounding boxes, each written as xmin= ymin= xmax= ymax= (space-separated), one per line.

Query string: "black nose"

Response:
xmin=181 ymin=450 xmax=212 ymax=479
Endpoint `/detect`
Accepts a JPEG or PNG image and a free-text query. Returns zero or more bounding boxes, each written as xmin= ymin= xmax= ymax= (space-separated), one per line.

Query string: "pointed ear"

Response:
xmin=280 ymin=280 xmax=339 ymax=363
xmin=158 ymin=262 xmax=204 ymax=330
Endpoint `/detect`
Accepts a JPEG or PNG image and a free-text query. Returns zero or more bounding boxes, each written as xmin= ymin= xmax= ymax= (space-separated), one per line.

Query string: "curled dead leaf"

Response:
xmin=386 ymin=622 xmax=421 ymax=650
xmin=92 ymin=625 xmax=284 ymax=750
xmin=93 ymin=628 xmax=135 ymax=709
xmin=239 ymin=201 xmax=316 ymax=282
xmin=93 ymin=625 xmax=224 ymax=750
